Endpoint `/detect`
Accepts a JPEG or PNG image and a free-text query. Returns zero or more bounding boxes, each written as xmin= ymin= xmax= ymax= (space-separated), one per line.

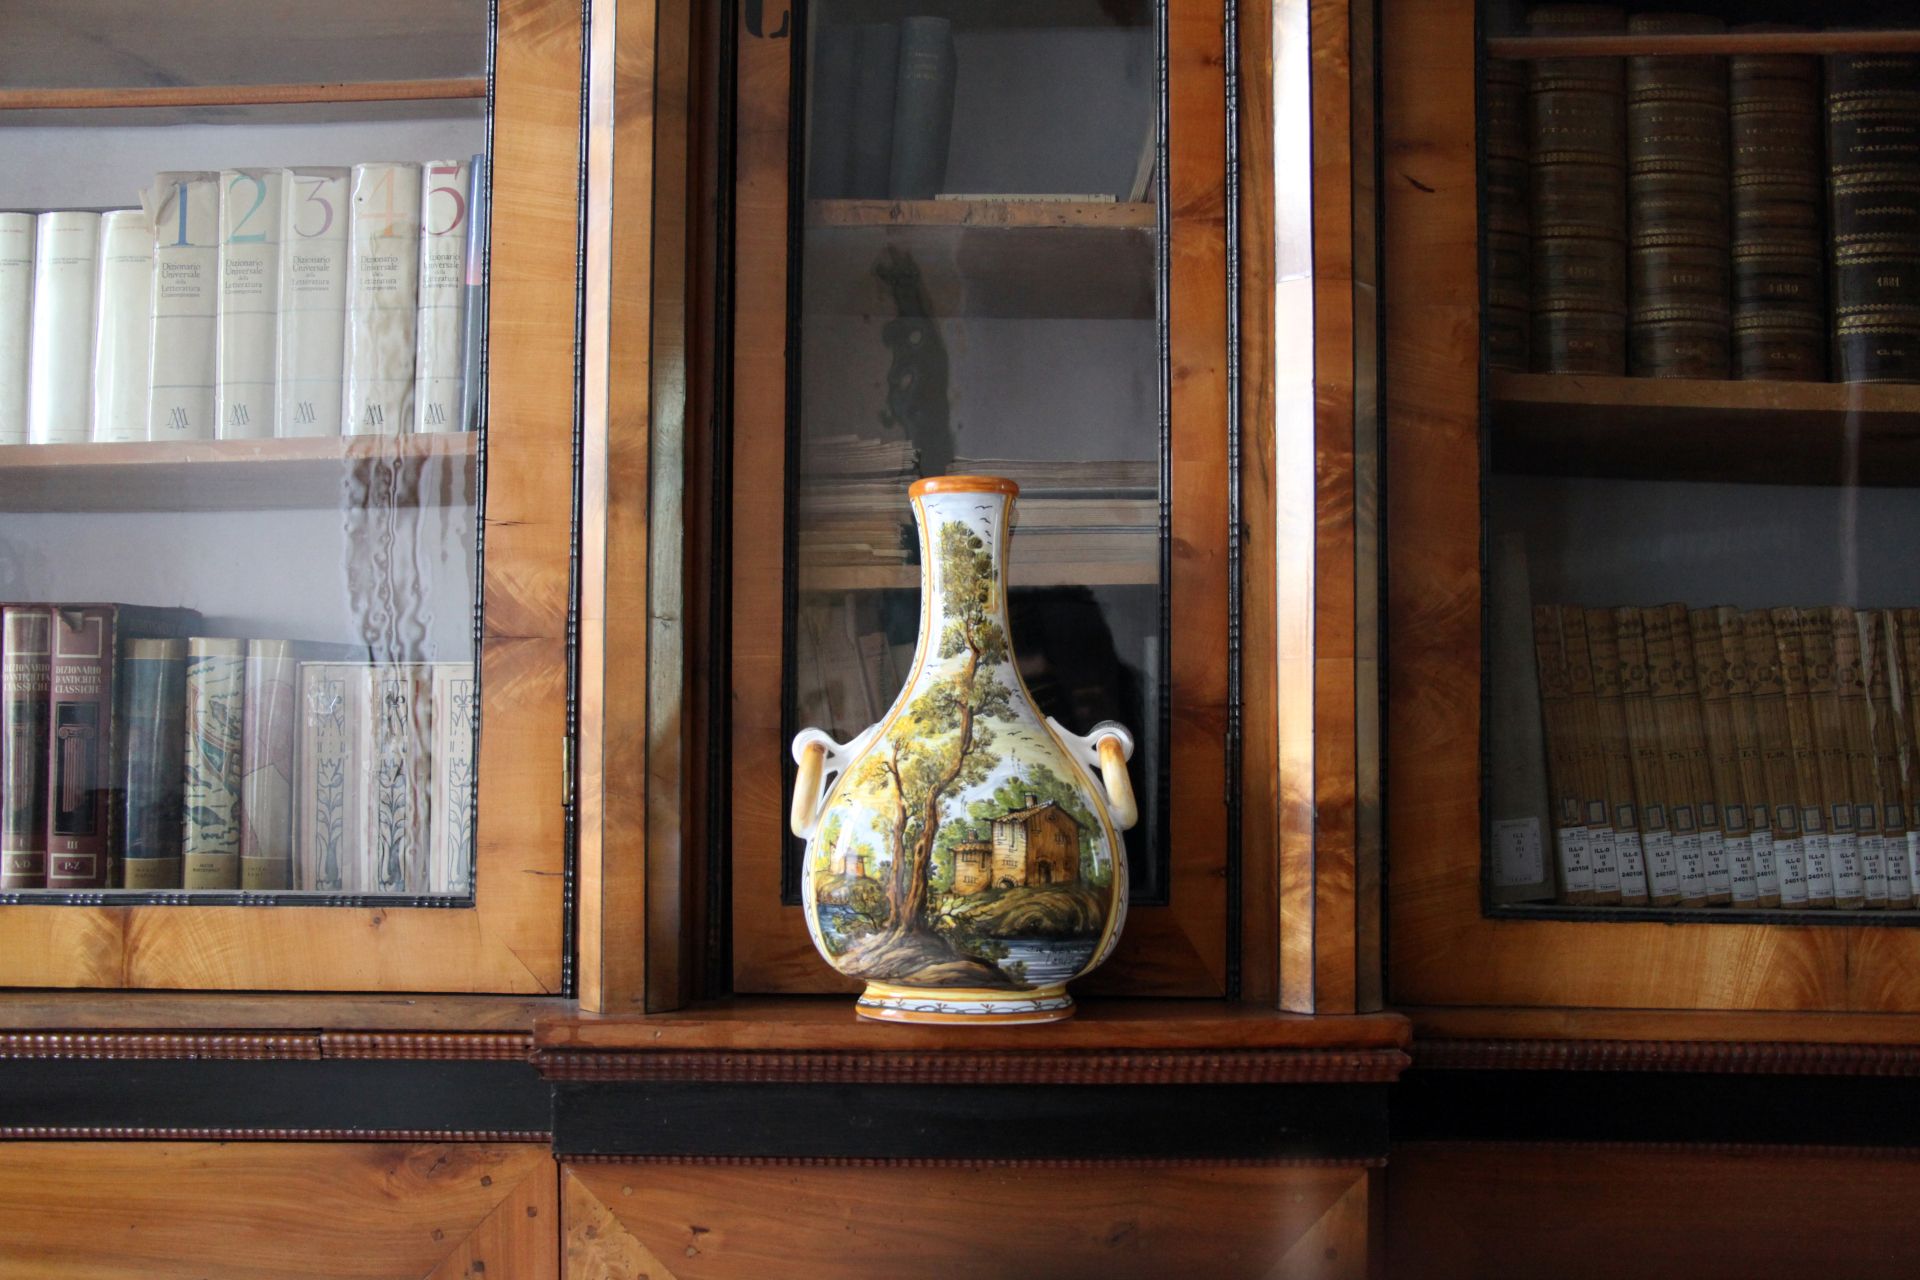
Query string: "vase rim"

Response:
xmin=909 ymin=474 xmax=1020 ymax=499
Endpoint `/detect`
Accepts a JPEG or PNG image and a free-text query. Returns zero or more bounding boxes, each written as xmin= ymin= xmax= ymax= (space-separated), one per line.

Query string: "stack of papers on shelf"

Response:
xmin=795 ymin=433 xmax=920 ymax=567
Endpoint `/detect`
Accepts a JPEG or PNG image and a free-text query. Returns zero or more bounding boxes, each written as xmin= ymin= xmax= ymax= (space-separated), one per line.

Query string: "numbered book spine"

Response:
xmin=90 ymin=210 xmax=154 ymax=443
xmin=1775 ymin=607 xmax=1835 ymax=905
xmin=414 ymin=159 xmax=471 ymax=432
xmin=238 ymin=639 xmax=296 ymax=890
xmin=144 ymin=173 xmax=219 ymax=441
xmin=370 ymin=664 xmax=432 ymax=894
xmin=1826 ymin=54 xmax=1920 ymax=382
xmin=215 ymin=168 xmax=285 ymax=440
xmin=889 ymin=16 xmax=957 ymax=199
xmin=344 ymin=162 xmax=422 ymax=435
xmin=1670 ymin=604 xmax=1734 ymax=902
xmin=1864 ymin=611 xmax=1911 ymax=907
xmin=459 ymin=154 xmax=488 ymax=434
xmin=1745 ymin=609 xmax=1809 ymax=906
xmin=1644 ymin=605 xmax=1710 ymax=905
xmin=1626 ymin=15 xmax=1730 ymax=378
xmin=1585 ymin=607 xmax=1649 ymax=903
xmin=1802 ymin=607 xmax=1865 ymax=907
xmin=1692 ymin=609 xmax=1759 ymax=905
xmin=1533 ymin=606 xmax=1595 ymax=902
xmin=1730 ymin=35 xmax=1826 ymax=380
xmin=297 ymin=662 xmax=370 ymax=893
xmin=429 ymin=662 xmax=476 ymax=895
xmin=277 ymin=167 xmax=350 ymax=438
xmin=1834 ymin=608 xmax=1889 ymax=906
xmin=1616 ymin=607 xmax=1683 ymax=905
xmin=46 ymin=607 xmax=112 ymax=889
xmin=1721 ymin=607 xmax=1780 ymax=906
xmin=1485 ymin=59 xmax=1533 ymax=372
xmin=0 ymin=607 xmax=50 ymax=890
xmin=0 ymin=212 xmax=35 ymax=445
xmin=1561 ymin=608 xmax=1621 ymax=902
xmin=181 ymin=637 xmax=246 ymax=889
xmin=120 ymin=638 xmax=186 ymax=889
xmin=1527 ymin=4 xmax=1627 ymax=374
xmin=28 ymin=212 xmax=102 ymax=444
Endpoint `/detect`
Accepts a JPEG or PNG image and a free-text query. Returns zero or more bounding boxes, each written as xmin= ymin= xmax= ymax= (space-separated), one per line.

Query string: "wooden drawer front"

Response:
xmin=564 ymin=1161 xmax=1372 ymax=1280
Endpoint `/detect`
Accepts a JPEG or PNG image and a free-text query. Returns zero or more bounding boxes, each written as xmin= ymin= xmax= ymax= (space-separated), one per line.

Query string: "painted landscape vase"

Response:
xmin=789 ymin=475 xmax=1138 ymax=1024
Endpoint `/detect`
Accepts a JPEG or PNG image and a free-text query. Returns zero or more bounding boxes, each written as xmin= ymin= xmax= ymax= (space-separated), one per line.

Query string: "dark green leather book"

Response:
xmin=120 ymin=639 xmax=186 ymax=890
xmin=1826 ymin=52 xmax=1920 ymax=383
xmin=807 ymin=23 xmax=857 ymax=199
xmin=846 ymin=23 xmax=899 ymax=199
xmin=888 ymin=16 xmax=957 ymax=200
xmin=1731 ymin=34 xmax=1825 ymax=380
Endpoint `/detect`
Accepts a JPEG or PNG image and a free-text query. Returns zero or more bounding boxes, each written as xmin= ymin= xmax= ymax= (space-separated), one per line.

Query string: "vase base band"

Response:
xmin=854 ymin=984 xmax=1075 ymax=1025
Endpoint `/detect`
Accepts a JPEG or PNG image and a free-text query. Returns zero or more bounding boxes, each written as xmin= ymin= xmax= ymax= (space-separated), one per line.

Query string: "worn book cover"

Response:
xmin=120 ymin=638 xmax=186 ymax=889
xmin=1667 ymin=604 xmax=1732 ymax=903
xmin=1585 ymin=607 xmax=1649 ymax=903
xmin=91 ymin=209 xmax=154 ymax=443
xmin=1721 ymin=608 xmax=1781 ymax=906
xmin=1616 ymin=607 xmax=1683 ymax=905
xmin=1825 ymin=54 xmax=1920 ymax=382
xmin=1832 ymin=608 xmax=1889 ymax=906
xmin=297 ymin=663 xmax=364 ymax=892
xmin=429 ymin=662 xmax=476 ymax=896
xmin=343 ymin=162 xmax=422 ymax=435
xmin=1 ymin=606 xmax=49 ymax=889
xmin=28 ymin=212 xmax=101 ymax=444
xmin=1730 ymin=32 xmax=1825 ymax=380
xmin=1863 ymin=611 xmax=1911 ymax=907
xmin=1801 ymin=608 xmax=1864 ymax=907
xmin=1691 ymin=609 xmax=1759 ymax=906
xmin=1560 ymin=609 xmax=1621 ymax=903
xmin=1897 ymin=609 xmax=1920 ymax=904
xmin=215 ymin=168 xmax=286 ymax=440
xmin=277 ymin=167 xmax=350 ymax=437
xmin=0 ymin=212 xmax=31 ymax=445
xmin=238 ymin=640 xmax=297 ymax=890
xmin=182 ymin=637 xmax=246 ymax=889
xmin=1775 ymin=607 xmax=1835 ymax=906
xmin=143 ymin=173 xmax=219 ymax=441
xmin=370 ymin=664 xmax=433 ymax=894
xmin=1534 ymin=606 xmax=1595 ymax=903
xmin=1644 ymin=605 xmax=1709 ymax=905
xmin=414 ymin=159 xmax=470 ymax=432
xmin=1745 ymin=610 xmax=1809 ymax=906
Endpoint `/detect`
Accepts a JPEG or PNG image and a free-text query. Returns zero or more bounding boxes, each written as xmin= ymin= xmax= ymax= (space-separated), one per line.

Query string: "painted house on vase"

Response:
xmin=950 ymin=794 xmax=1082 ymax=895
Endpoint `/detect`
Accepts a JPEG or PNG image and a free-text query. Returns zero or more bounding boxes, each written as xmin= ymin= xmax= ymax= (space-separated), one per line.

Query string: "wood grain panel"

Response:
xmin=0 ymin=1142 xmax=555 ymax=1279
xmin=0 ymin=0 xmax=579 ymax=993
xmin=1389 ymin=1142 xmax=1920 ymax=1279
xmin=565 ymin=1161 xmax=1371 ymax=1280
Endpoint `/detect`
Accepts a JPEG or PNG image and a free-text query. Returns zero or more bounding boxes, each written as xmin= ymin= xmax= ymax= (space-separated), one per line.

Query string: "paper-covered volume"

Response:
xmin=415 ymin=159 xmax=470 ymax=432
xmin=28 ymin=212 xmax=102 ymax=444
xmin=121 ymin=639 xmax=187 ymax=890
xmin=344 ymin=162 xmax=422 ymax=435
xmin=298 ymin=662 xmax=370 ymax=892
xmin=144 ymin=173 xmax=219 ymax=441
xmin=0 ymin=212 xmax=34 ymax=445
xmin=0 ymin=607 xmax=51 ymax=889
xmin=430 ymin=662 xmax=476 ymax=894
xmin=91 ymin=210 xmax=154 ymax=443
xmin=182 ymin=637 xmax=246 ymax=889
xmin=277 ymin=167 xmax=350 ymax=437
xmin=238 ymin=640 xmax=297 ymax=889
xmin=216 ymin=169 xmax=286 ymax=440
xmin=372 ymin=664 xmax=432 ymax=893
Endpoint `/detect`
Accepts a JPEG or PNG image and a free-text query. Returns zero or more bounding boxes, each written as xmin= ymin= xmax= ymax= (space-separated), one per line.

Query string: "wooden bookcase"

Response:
xmin=0 ymin=0 xmax=581 ymax=993
xmin=1383 ymin=0 xmax=1920 ymax=1015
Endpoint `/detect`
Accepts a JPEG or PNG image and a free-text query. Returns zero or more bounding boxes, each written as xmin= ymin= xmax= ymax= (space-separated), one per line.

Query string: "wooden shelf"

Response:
xmin=807 ymin=199 xmax=1155 ymax=229
xmin=1489 ymin=371 xmax=1920 ymax=486
xmin=0 ymin=433 xmax=478 ymax=513
xmin=802 ymin=559 xmax=1158 ymax=591
xmin=1486 ymin=29 xmax=1920 ymax=58
xmin=0 ymin=78 xmax=486 ymax=113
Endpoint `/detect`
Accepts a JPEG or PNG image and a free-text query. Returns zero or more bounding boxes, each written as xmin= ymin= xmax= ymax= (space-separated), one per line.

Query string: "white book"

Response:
xmin=277 ymin=167 xmax=350 ymax=438
xmin=415 ymin=159 xmax=471 ymax=432
xmin=343 ymin=162 xmax=422 ymax=435
xmin=297 ymin=661 xmax=372 ymax=893
xmin=27 ymin=211 xmax=101 ymax=444
xmin=90 ymin=209 xmax=153 ymax=443
xmin=143 ymin=173 xmax=219 ymax=441
xmin=0 ymin=213 xmax=32 ymax=445
xmin=370 ymin=663 xmax=432 ymax=894
xmin=429 ymin=661 xmax=475 ymax=895
xmin=215 ymin=168 xmax=286 ymax=440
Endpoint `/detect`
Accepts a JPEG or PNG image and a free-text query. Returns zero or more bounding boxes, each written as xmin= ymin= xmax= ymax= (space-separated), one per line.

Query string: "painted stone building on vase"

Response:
xmin=951 ymin=795 xmax=1083 ymax=895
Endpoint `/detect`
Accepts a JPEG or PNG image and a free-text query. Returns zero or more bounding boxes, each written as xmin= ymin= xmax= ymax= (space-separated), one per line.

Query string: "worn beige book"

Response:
xmin=1775 ymin=608 xmax=1836 ymax=906
xmin=1645 ymin=606 xmax=1711 ymax=905
xmin=296 ymin=662 xmax=372 ymax=893
xmin=1862 ymin=611 xmax=1912 ymax=907
xmin=1533 ymin=606 xmax=1595 ymax=903
xmin=1560 ymin=608 xmax=1621 ymax=903
xmin=1668 ymin=604 xmax=1732 ymax=904
xmin=1896 ymin=609 xmax=1920 ymax=904
xmin=1586 ymin=608 xmax=1650 ymax=903
xmin=1802 ymin=608 xmax=1865 ymax=907
xmin=1745 ymin=610 xmax=1809 ymax=906
xmin=1691 ymin=609 xmax=1759 ymax=906
xmin=1720 ymin=608 xmax=1780 ymax=906
xmin=1616 ymin=608 xmax=1684 ymax=905
xmin=1833 ymin=608 xmax=1889 ymax=906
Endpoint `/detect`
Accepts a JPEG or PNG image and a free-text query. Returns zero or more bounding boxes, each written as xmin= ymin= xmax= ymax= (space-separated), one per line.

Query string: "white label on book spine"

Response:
xmin=1725 ymin=834 xmax=1758 ymax=905
xmin=343 ymin=162 xmax=422 ymax=435
xmin=1882 ymin=825 xmax=1909 ymax=899
xmin=1612 ymin=829 xmax=1648 ymax=902
xmin=1674 ymin=831 xmax=1707 ymax=902
xmin=1830 ymin=831 xmax=1863 ymax=902
xmin=27 ymin=212 xmax=101 ymax=444
xmin=216 ymin=169 xmax=285 ymax=440
xmin=1860 ymin=833 xmax=1888 ymax=905
xmin=1775 ymin=835 xmax=1809 ymax=906
xmin=144 ymin=174 xmax=219 ymax=441
xmin=1588 ymin=828 xmax=1620 ymax=897
xmin=0 ymin=213 xmax=33 ymax=445
xmin=1554 ymin=825 xmax=1592 ymax=896
xmin=278 ymin=168 xmax=350 ymax=438
xmin=1702 ymin=830 xmax=1730 ymax=900
xmin=1643 ymin=829 xmax=1681 ymax=901
xmin=1491 ymin=817 xmax=1544 ymax=888
xmin=414 ymin=159 xmax=470 ymax=432
xmin=90 ymin=210 xmax=153 ymax=443
xmin=1801 ymin=811 xmax=1833 ymax=901
xmin=1751 ymin=826 xmax=1779 ymax=900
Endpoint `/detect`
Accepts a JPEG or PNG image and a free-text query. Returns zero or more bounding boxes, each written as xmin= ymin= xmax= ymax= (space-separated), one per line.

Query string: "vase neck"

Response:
xmin=911 ymin=487 xmax=1014 ymax=661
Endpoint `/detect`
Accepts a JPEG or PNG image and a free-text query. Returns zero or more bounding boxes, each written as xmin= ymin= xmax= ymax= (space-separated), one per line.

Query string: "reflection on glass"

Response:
xmin=788 ymin=0 xmax=1169 ymax=899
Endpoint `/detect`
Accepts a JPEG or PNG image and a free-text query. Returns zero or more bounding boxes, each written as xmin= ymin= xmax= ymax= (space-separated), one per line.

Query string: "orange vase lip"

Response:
xmin=909 ymin=474 xmax=1020 ymax=498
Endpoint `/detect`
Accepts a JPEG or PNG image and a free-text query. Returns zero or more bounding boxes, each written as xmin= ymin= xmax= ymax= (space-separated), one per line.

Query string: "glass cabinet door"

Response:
xmin=0 ymin=0 xmax=578 ymax=991
xmin=1477 ymin=3 xmax=1920 ymax=923
xmin=727 ymin=0 xmax=1232 ymax=994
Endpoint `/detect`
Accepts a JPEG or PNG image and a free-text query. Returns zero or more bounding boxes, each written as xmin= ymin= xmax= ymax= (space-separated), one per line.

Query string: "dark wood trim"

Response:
xmin=564 ymin=1153 xmax=1388 ymax=1167
xmin=320 ymin=1033 xmax=535 ymax=1061
xmin=534 ymin=1046 xmax=1410 ymax=1084
xmin=0 ymin=1127 xmax=549 ymax=1142
xmin=0 ymin=1033 xmax=319 ymax=1061
xmin=1413 ymin=1039 xmax=1920 ymax=1075
xmin=1392 ymin=1138 xmax=1920 ymax=1161
xmin=0 ymin=993 xmax=570 ymax=1031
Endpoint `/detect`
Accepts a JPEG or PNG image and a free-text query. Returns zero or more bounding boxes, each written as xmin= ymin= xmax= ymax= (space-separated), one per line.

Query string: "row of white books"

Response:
xmin=0 ymin=158 xmax=487 ymax=446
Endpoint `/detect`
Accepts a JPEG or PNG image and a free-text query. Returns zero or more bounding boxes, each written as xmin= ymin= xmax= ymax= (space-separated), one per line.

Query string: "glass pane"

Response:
xmin=0 ymin=2 xmax=489 ymax=900
xmin=787 ymin=0 xmax=1169 ymax=900
xmin=1480 ymin=2 xmax=1920 ymax=918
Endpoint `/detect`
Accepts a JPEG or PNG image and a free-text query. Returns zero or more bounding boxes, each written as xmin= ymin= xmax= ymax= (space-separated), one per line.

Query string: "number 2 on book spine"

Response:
xmin=228 ymin=173 xmax=267 ymax=243
xmin=296 ymin=179 xmax=334 ymax=238
xmin=427 ymin=165 xmax=466 ymax=236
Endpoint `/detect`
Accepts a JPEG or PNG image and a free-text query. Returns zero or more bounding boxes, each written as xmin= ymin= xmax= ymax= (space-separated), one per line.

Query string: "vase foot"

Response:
xmin=855 ymin=982 xmax=1075 ymax=1025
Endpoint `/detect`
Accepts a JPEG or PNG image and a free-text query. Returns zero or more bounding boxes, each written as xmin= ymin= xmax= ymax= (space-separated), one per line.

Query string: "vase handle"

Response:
xmin=789 ymin=727 xmax=857 ymax=839
xmin=1047 ymin=718 xmax=1139 ymax=831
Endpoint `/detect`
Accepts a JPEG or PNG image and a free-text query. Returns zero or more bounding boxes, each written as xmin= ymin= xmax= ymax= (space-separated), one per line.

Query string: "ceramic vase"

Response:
xmin=790 ymin=475 xmax=1138 ymax=1024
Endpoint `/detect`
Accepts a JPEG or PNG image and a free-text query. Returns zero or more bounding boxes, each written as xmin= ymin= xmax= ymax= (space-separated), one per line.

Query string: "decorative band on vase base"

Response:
xmin=854 ymin=982 xmax=1076 ymax=1025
